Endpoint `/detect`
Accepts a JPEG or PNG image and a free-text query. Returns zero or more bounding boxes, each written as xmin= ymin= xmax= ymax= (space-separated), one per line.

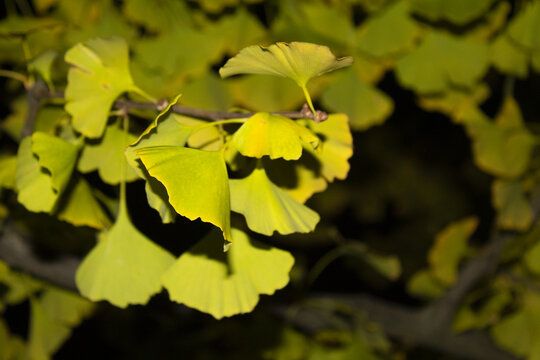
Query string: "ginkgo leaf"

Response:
xmin=229 ymin=167 xmax=320 ymax=236
xmin=491 ymin=292 xmax=540 ymax=359
xmin=216 ymin=8 xmax=266 ymax=56
xmin=78 ymin=121 xmax=138 ymax=185
xmin=162 ymin=227 xmax=294 ymax=319
xmin=65 ymin=37 xmax=142 ymax=138
xmin=57 ymin=176 xmax=112 ymax=229
xmin=177 ymin=116 xmax=222 ymax=151
xmin=303 ymin=114 xmax=354 ymax=182
xmin=0 ymin=155 xmax=17 ymax=189
xmin=428 ymin=217 xmax=478 ymax=285
xmin=136 ymin=146 xmax=232 ymax=241
xmin=40 ymin=287 xmax=94 ymax=327
xmin=507 ymin=0 xmax=540 ymax=50
xmin=524 ymin=240 xmax=540 ymax=275
xmin=179 ymin=73 xmax=232 ymax=111
xmin=462 ymin=98 xmax=536 ymax=178
xmin=264 ymin=159 xmax=328 ymax=204
xmin=76 ymin=198 xmax=175 ymax=307
xmin=356 ymin=0 xmax=421 ymax=58
xmin=407 ymin=270 xmax=446 ymax=299
xmin=493 ymin=179 xmax=533 ymax=231
xmin=219 ymin=42 xmax=353 ymax=86
xmin=31 ymin=132 xmax=79 ymax=194
xmin=490 ymin=34 xmax=529 ymax=78
xmin=410 ymin=0 xmax=495 ymax=25
xmin=321 ymin=68 xmax=393 ymax=130
xmin=126 ymin=113 xmax=195 ymax=223
xmin=395 ymin=31 xmax=489 ymax=93
xmin=220 ymin=42 xmax=353 ymax=112
xmin=16 ymin=137 xmax=58 ymax=213
xmin=232 ymin=113 xmax=319 ymax=160
xmin=27 ymin=299 xmax=71 ymax=360
xmin=29 ymin=50 xmax=57 ymax=88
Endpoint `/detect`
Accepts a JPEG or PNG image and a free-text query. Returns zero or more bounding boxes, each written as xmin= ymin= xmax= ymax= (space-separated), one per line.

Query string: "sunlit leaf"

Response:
xmin=65 ymin=37 xmax=141 ymax=138
xmin=78 ymin=121 xmax=138 ymax=185
xmin=321 ymin=68 xmax=393 ymax=130
xmin=15 ymin=137 xmax=58 ymax=213
xmin=231 ymin=74 xmax=306 ymax=111
xmin=136 ymin=146 xmax=232 ymax=241
xmin=428 ymin=217 xmax=478 ymax=285
xmin=410 ymin=0 xmax=495 ymax=25
xmin=31 ymin=132 xmax=78 ymax=194
xmin=507 ymin=0 xmax=540 ymax=50
xmin=232 ymin=113 xmax=319 ymax=161
xmin=491 ymin=292 xmax=540 ymax=359
xmin=127 ymin=112 xmax=195 ymax=223
xmin=57 ymin=176 xmax=112 ymax=229
xmin=303 ymin=114 xmax=353 ymax=182
xmin=76 ymin=201 xmax=175 ymax=307
xmin=162 ymin=227 xmax=294 ymax=319
xmin=493 ymin=179 xmax=533 ymax=231
xmin=395 ymin=31 xmax=489 ymax=93
xmin=219 ymin=42 xmax=353 ymax=91
xmin=230 ymin=167 xmax=320 ymax=236
xmin=265 ymin=159 xmax=328 ymax=204
xmin=356 ymin=0 xmax=421 ymax=58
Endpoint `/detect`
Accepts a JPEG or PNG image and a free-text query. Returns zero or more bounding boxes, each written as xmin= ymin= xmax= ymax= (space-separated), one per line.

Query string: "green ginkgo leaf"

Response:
xmin=230 ymin=167 xmax=320 ymax=236
xmin=395 ymin=31 xmax=489 ymax=93
xmin=232 ymin=112 xmax=319 ymax=160
xmin=462 ymin=98 xmax=536 ymax=178
xmin=78 ymin=121 xmax=138 ymax=185
xmin=76 ymin=196 xmax=175 ymax=307
xmin=57 ymin=176 xmax=112 ymax=229
xmin=40 ymin=287 xmax=94 ymax=327
xmin=428 ymin=217 xmax=478 ymax=285
xmin=491 ymin=292 xmax=540 ymax=359
xmin=31 ymin=132 xmax=79 ymax=194
xmin=16 ymin=137 xmax=58 ymax=213
xmin=507 ymin=0 xmax=540 ymax=50
xmin=65 ymin=37 xmax=143 ymax=138
xmin=27 ymin=299 xmax=71 ymax=360
xmin=29 ymin=50 xmax=57 ymax=88
xmin=162 ymin=227 xmax=294 ymax=319
xmin=126 ymin=113 xmax=195 ymax=223
xmin=303 ymin=114 xmax=354 ymax=182
xmin=0 ymin=155 xmax=17 ymax=189
xmin=220 ymin=42 xmax=353 ymax=113
xmin=410 ymin=0 xmax=495 ymax=25
xmin=356 ymin=0 xmax=421 ymax=58
xmin=493 ymin=179 xmax=533 ymax=231
xmin=490 ymin=34 xmax=529 ymax=78
xmin=136 ymin=146 xmax=232 ymax=242
xmin=321 ymin=68 xmax=393 ymax=131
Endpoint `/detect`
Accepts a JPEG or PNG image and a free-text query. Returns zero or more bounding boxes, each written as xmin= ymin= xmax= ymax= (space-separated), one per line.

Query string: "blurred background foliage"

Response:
xmin=1 ymin=0 xmax=540 ymax=359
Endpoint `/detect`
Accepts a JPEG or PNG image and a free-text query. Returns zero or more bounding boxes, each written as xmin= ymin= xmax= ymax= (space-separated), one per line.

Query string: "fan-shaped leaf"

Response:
xmin=321 ymin=68 xmax=393 ymax=130
xmin=428 ymin=217 xmax=478 ymax=285
xmin=78 ymin=121 xmax=138 ymax=185
xmin=493 ymin=179 xmax=533 ymax=231
xmin=15 ymin=137 xmax=58 ymax=213
xmin=232 ymin=113 xmax=319 ymax=160
xmin=230 ymin=167 xmax=319 ymax=236
xmin=219 ymin=42 xmax=353 ymax=89
xmin=65 ymin=37 xmax=140 ymax=138
xmin=136 ymin=146 xmax=232 ymax=241
xmin=76 ymin=201 xmax=175 ymax=307
xmin=507 ymin=0 xmax=540 ymax=50
xmin=31 ymin=132 xmax=78 ymax=194
xmin=162 ymin=227 xmax=294 ymax=319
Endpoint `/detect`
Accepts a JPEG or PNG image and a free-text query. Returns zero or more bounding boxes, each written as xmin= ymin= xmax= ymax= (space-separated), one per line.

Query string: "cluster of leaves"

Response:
xmin=2 ymin=0 xmax=540 ymax=359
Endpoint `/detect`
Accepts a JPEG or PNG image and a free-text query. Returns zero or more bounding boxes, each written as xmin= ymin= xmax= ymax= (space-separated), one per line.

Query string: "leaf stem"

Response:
xmin=132 ymin=86 xmax=157 ymax=103
xmin=301 ymin=85 xmax=316 ymax=118
xmin=0 ymin=69 xmax=28 ymax=85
